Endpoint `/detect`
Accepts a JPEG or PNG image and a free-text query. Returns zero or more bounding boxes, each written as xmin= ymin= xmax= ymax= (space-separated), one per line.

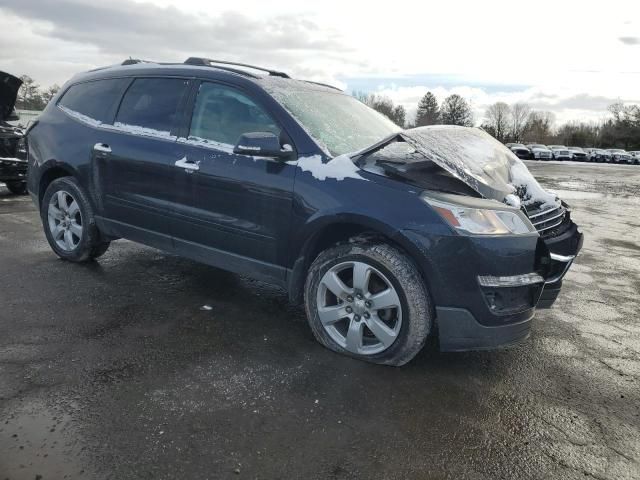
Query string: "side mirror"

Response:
xmin=233 ymin=132 xmax=292 ymax=159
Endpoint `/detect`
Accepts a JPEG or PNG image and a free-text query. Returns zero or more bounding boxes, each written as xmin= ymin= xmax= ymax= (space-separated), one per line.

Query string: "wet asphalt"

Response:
xmin=0 ymin=161 xmax=639 ymax=480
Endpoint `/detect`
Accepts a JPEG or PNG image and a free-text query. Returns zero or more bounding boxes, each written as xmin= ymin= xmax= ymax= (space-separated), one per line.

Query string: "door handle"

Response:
xmin=93 ymin=143 xmax=111 ymax=153
xmin=175 ymin=156 xmax=200 ymax=172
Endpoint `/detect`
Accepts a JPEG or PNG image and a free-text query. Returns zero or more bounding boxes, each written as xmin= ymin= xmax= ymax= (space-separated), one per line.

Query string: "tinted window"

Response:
xmin=189 ymin=82 xmax=280 ymax=146
xmin=116 ymin=78 xmax=189 ymax=133
xmin=58 ymin=78 xmax=129 ymax=123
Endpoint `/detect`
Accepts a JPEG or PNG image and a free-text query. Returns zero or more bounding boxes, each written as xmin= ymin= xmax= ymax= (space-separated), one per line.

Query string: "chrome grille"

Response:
xmin=527 ymin=204 xmax=567 ymax=236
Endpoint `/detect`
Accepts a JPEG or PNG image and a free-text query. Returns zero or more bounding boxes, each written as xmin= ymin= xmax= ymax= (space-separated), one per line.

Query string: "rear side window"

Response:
xmin=58 ymin=78 xmax=129 ymax=123
xmin=115 ymin=78 xmax=189 ymax=134
xmin=189 ymin=82 xmax=280 ymax=146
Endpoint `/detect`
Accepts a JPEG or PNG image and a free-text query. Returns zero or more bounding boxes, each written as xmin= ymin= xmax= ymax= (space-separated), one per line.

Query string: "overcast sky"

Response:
xmin=1 ymin=0 xmax=639 ymax=125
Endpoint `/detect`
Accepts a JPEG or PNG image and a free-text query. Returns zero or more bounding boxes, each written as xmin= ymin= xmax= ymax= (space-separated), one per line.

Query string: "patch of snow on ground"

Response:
xmin=291 ymin=155 xmax=365 ymax=181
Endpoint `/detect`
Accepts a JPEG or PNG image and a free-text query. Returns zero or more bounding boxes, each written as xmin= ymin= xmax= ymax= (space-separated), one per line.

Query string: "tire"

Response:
xmin=41 ymin=176 xmax=110 ymax=262
xmin=6 ymin=181 xmax=27 ymax=195
xmin=304 ymin=241 xmax=432 ymax=366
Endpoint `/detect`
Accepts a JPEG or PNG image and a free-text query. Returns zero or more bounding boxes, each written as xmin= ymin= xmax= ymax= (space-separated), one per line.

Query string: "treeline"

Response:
xmin=15 ymin=73 xmax=640 ymax=150
xmin=355 ymin=91 xmax=474 ymax=128
xmin=15 ymin=75 xmax=60 ymax=111
xmin=355 ymin=89 xmax=640 ymax=150
xmin=482 ymin=101 xmax=640 ymax=150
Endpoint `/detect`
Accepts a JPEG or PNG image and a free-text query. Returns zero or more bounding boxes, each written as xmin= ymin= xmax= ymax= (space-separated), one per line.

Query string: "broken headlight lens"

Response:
xmin=422 ymin=197 xmax=536 ymax=235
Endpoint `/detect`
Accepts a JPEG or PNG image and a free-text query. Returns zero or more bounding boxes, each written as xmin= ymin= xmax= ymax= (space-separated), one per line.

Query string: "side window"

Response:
xmin=115 ymin=78 xmax=189 ymax=134
xmin=58 ymin=78 xmax=129 ymax=123
xmin=189 ymin=82 xmax=280 ymax=147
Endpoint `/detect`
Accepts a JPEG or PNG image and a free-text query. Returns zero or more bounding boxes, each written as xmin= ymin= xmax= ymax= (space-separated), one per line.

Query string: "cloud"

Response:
xmin=2 ymin=0 xmax=639 ymax=124
xmin=0 ymin=0 xmax=354 ymax=85
xmin=619 ymin=36 xmax=640 ymax=45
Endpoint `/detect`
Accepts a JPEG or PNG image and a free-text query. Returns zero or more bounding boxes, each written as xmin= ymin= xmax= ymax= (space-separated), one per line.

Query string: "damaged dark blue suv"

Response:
xmin=26 ymin=58 xmax=583 ymax=365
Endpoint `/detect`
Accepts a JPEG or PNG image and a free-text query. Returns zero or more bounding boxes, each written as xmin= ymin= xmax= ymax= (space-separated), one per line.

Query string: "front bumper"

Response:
xmin=537 ymin=221 xmax=584 ymax=308
xmin=437 ymin=307 xmax=534 ymax=351
xmin=0 ymin=158 xmax=28 ymax=182
xmin=401 ymin=220 xmax=583 ymax=352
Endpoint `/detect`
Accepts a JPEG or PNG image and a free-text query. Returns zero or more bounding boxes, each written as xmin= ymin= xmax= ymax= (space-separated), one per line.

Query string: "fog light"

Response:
xmin=478 ymin=273 xmax=544 ymax=288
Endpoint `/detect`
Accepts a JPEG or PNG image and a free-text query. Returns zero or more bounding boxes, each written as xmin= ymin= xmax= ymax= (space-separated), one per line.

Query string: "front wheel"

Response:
xmin=41 ymin=177 xmax=110 ymax=262
xmin=304 ymin=242 xmax=433 ymax=366
xmin=5 ymin=181 xmax=27 ymax=195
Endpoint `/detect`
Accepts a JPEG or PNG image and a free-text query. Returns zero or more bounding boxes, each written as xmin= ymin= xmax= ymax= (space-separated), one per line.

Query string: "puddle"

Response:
xmin=0 ymin=400 xmax=94 ymax=479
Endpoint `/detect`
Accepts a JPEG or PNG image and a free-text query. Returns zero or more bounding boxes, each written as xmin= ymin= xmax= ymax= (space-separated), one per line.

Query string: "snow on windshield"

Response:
xmin=402 ymin=126 xmax=558 ymax=208
xmin=262 ymin=79 xmax=400 ymax=157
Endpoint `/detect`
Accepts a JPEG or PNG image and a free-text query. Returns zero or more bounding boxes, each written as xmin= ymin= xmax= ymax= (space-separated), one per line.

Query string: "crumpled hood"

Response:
xmin=0 ymin=71 xmax=22 ymax=121
xmin=399 ymin=126 xmax=558 ymax=209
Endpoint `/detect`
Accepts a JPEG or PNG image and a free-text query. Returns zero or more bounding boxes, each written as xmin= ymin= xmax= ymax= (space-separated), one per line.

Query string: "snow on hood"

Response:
xmin=399 ymin=126 xmax=558 ymax=208
xmin=0 ymin=71 xmax=22 ymax=121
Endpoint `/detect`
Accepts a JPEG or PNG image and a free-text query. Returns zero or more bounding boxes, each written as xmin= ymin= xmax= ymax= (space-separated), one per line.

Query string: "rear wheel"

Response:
xmin=304 ymin=242 xmax=432 ymax=366
xmin=41 ymin=177 xmax=110 ymax=262
xmin=5 ymin=181 xmax=27 ymax=195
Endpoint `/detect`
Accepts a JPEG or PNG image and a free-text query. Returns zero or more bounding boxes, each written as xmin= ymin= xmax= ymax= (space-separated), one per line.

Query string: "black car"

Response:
xmin=26 ymin=58 xmax=583 ymax=365
xmin=0 ymin=72 xmax=28 ymax=194
xmin=506 ymin=143 xmax=532 ymax=160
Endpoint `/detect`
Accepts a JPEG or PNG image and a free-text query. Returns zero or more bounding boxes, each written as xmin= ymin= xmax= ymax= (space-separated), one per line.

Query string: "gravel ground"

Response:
xmin=0 ymin=161 xmax=639 ymax=479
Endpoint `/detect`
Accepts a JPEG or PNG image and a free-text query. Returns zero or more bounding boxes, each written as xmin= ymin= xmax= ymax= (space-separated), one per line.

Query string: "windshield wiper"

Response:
xmin=351 ymin=132 xmax=405 ymax=164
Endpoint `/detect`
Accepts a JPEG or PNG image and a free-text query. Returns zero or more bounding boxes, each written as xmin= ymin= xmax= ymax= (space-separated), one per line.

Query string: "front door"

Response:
xmin=169 ymin=81 xmax=296 ymax=283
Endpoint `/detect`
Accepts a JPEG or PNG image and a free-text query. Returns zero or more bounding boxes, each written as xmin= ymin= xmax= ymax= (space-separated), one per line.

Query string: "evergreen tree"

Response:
xmin=415 ymin=92 xmax=440 ymax=126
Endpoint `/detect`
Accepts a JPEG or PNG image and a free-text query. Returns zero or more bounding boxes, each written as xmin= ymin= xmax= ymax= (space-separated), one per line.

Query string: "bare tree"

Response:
xmin=510 ymin=103 xmax=531 ymax=141
xmin=41 ymin=84 xmax=61 ymax=105
xmin=354 ymin=91 xmax=406 ymax=127
xmin=484 ymin=102 xmax=511 ymax=142
xmin=523 ymin=111 xmax=555 ymax=143
xmin=16 ymin=75 xmax=42 ymax=110
xmin=440 ymin=94 xmax=474 ymax=126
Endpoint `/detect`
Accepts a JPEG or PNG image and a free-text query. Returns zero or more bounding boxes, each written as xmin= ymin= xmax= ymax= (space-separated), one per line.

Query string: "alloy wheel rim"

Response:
xmin=316 ymin=261 xmax=402 ymax=355
xmin=48 ymin=190 xmax=83 ymax=251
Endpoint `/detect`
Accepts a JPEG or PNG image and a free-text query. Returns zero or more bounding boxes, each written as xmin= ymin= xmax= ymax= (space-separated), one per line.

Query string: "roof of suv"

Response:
xmin=72 ymin=58 xmax=343 ymax=95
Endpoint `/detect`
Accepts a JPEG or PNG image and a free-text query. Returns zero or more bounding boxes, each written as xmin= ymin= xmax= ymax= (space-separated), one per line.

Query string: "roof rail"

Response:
xmin=303 ymin=80 xmax=342 ymax=92
xmin=184 ymin=57 xmax=290 ymax=78
xmin=121 ymin=58 xmax=151 ymax=66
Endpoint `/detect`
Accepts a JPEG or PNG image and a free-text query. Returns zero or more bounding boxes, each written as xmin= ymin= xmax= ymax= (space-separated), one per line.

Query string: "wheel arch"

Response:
xmin=287 ymin=215 xmax=437 ymax=306
xmin=37 ymin=160 xmax=80 ymax=208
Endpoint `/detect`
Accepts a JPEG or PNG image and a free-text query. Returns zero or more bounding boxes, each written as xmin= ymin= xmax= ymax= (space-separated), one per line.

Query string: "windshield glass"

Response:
xmin=264 ymin=84 xmax=401 ymax=156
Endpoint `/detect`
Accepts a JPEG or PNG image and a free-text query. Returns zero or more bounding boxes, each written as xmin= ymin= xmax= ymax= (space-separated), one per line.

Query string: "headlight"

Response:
xmin=422 ymin=196 xmax=536 ymax=235
xmin=16 ymin=137 xmax=27 ymax=154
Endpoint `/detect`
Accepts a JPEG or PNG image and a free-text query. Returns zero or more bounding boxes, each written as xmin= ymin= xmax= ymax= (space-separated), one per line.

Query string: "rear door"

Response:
xmin=169 ymin=80 xmax=297 ymax=283
xmin=94 ymin=77 xmax=190 ymax=249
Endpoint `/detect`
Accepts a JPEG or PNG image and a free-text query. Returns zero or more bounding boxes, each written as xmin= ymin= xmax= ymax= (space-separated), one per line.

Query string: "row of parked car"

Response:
xmin=506 ymin=143 xmax=640 ymax=164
